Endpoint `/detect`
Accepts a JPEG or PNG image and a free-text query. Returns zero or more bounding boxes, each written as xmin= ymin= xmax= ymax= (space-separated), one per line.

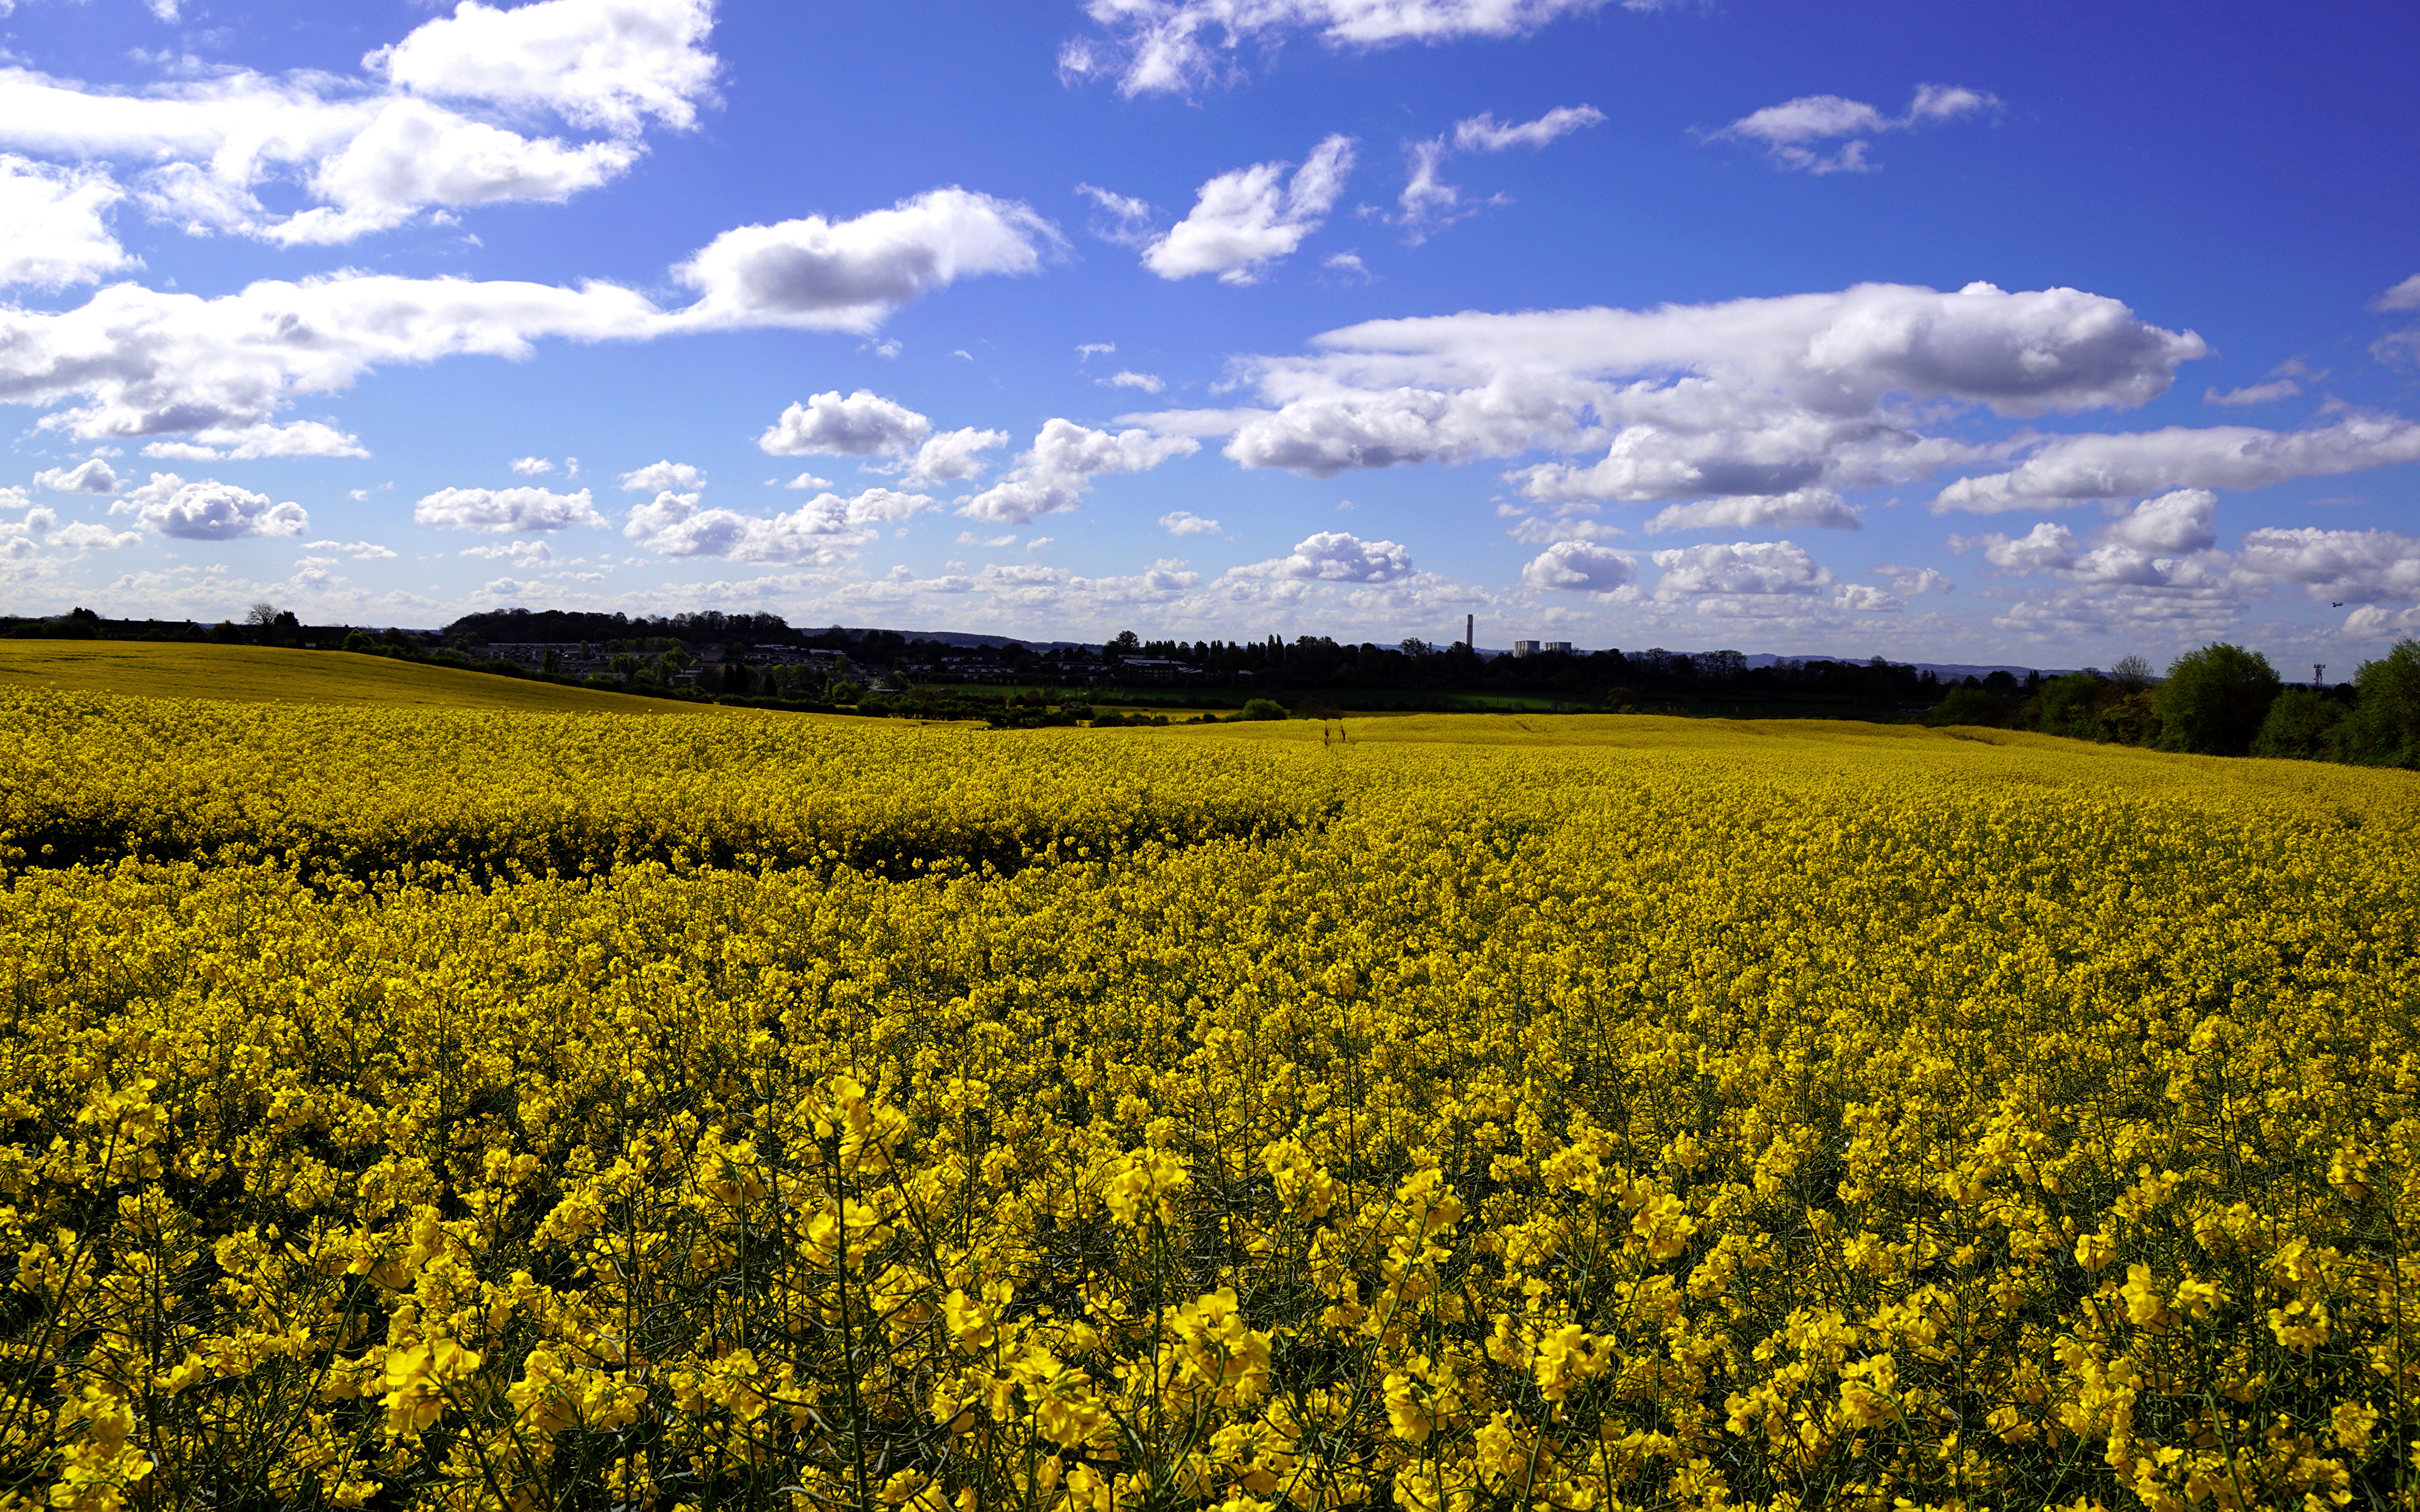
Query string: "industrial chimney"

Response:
xmin=1465 ymin=613 xmax=1473 ymax=651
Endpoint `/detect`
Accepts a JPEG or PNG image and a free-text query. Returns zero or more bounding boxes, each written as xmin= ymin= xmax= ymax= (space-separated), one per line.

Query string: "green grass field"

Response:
xmin=0 ymin=640 xmax=748 ymax=715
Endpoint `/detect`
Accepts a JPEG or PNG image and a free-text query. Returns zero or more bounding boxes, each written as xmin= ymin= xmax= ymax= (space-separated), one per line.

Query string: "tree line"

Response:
xmin=1935 ymin=639 xmax=2420 ymax=769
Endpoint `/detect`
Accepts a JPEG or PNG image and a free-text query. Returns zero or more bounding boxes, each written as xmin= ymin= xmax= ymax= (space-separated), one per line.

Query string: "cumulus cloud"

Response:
xmin=1159 ymin=509 xmax=1221 ymax=536
xmin=52 ymin=520 xmax=142 ymax=550
xmin=1141 ymin=135 xmax=1354 ymax=284
xmin=623 ymin=486 xmax=937 ymax=563
xmin=1875 ymin=564 xmax=1953 ymax=595
xmin=1712 ymin=83 xmax=1999 ymax=174
xmin=1105 ymin=370 xmax=1165 ymax=392
xmin=1649 ymin=539 xmax=1831 ymax=598
xmin=1644 ymin=488 xmax=1859 ymax=533
xmin=510 ymin=455 xmax=555 ymax=475
xmin=1228 ymin=529 xmax=1412 ymax=583
xmin=1197 ymin=282 xmax=2201 ymax=510
xmin=780 ymin=471 xmax=831 ymax=490
xmin=958 ymin=420 xmax=1197 ymax=525
xmin=0 ymin=192 xmax=1050 ymax=448
xmin=34 ymin=458 xmax=118 ymax=494
xmin=1521 ymin=539 xmax=1635 ymax=592
xmin=2102 ymin=488 xmax=2218 ymax=553
xmin=110 ymin=472 xmax=308 ymax=539
xmin=672 ymin=189 xmax=1056 ymax=332
xmin=758 ymin=390 xmax=930 ymax=457
xmin=460 ymin=539 xmax=554 ymax=564
xmin=0 ymin=0 xmax=720 ymax=246
xmin=1059 ymin=0 xmax=1630 ymax=97
xmin=413 ymin=484 xmax=606 ymax=532
xmin=618 ymin=459 xmax=702 ymax=491
xmin=906 ymin=427 xmax=1009 ymax=484
xmin=306 ymin=538 xmax=400 ymax=559
xmin=2237 ymin=527 xmax=2420 ymax=605
xmin=1950 ymin=493 xmax=2230 ymax=599
xmin=1831 ymin=583 xmax=1902 ymax=612
xmin=1932 ymin=411 xmax=2420 ymax=512
xmin=0 ymin=155 xmax=134 ymax=289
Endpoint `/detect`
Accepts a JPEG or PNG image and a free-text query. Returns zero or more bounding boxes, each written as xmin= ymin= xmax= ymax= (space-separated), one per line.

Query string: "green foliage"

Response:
xmin=2034 ymin=672 xmax=2103 ymax=738
xmin=1238 ymin=697 xmax=1289 ymax=721
xmin=2250 ymin=685 xmax=2348 ymax=761
xmin=1927 ymin=685 xmax=2005 ymax=728
xmin=2345 ymin=638 xmax=2420 ymax=768
xmin=2153 ymin=643 xmax=2281 ymax=756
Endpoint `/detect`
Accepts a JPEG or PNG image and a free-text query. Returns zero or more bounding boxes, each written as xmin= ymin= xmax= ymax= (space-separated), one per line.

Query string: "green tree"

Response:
xmin=1238 ymin=698 xmax=1288 ymax=721
xmin=2153 ymin=643 xmax=2281 ymax=755
xmin=2249 ymin=686 xmax=2346 ymax=761
xmin=2344 ymin=637 xmax=2420 ymax=768
xmin=2034 ymin=672 xmax=2103 ymax=738
xmin=1927 ymin=685 xmax=2005 ymax=728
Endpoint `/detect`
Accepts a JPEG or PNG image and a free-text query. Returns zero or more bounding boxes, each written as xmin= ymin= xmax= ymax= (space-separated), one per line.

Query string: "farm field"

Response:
xmin=0 ymin=640 xmax=754 ymax=717
xmin=1 ymin=686 xmax=2416 ymax=1511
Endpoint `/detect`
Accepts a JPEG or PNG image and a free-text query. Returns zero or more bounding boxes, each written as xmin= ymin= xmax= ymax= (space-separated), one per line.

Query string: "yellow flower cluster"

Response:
xmin=0 ymin=689 xmax=2414 ymax=1511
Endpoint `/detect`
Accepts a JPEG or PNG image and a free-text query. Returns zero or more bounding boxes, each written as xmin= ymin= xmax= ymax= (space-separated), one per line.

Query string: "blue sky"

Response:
xmin=0 ymin=0 xmax=2414 ymax=663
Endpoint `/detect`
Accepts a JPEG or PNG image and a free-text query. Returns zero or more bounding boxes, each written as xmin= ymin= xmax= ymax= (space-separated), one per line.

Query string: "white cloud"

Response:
xmin=1712 ymin=84 xmax=1999 ymax=174
xmin=958 ymin=419 xmax=1197 ymax=524
xmin=1141 ymin=135 xmax=1354 ymax=284
xmin=623 ymin=485 xmax=937 ymax=563
xmin=1875 ymin=564 xmax=1953 ymax=595
xmin=2205 ymin=379 xmax=2302 ymax=407
xmin=2373 ymin=274 xmax=2420 ymax=312
xmin=109 ymin=472 xmax=308 ymax=539
xmin=1649 ymin=539 xmax=1831 ymax=597
xmin=1831 ymin=583 xmax=1902 ymax=612
xmin=1105 ymin=370 xmax=1165 ymax=392
xmin=1323 ymin=251 xmax=1371 ymax=281
xmin=2102 ymin=488 xmax=2217 ymax=553
xmin=52 ymin=520 xmax=142 ymax=549
xmin=1158 ymin=509 xmax=1221 ymax=536
xmin=1060 ymin=0 xmax=1629 ymax=98
xmin=0 ymin=0 xmax=719 ymax=246
xmin=459 ymin=539 xmax=555 ymax=564
xmin=2237 ymin=527 xmax=2420 ymax=605
xmin=304 ymin=538 xmax=400 ymax=559
xmin=0 ymin=202 xmax=1049 ymax=447
xmin=367 ymin=0 xmax=718 ymax=135
xmin=1075 ymin=341 xmax=1118 ymax=360
xmin=781 ymin=471 xmax=832 ymax=490
xmin=34 ymin=458 xmax=118 ymax=493
xmin=1228 ymin=529 xmax=1413 ymax=583
xmin=413 ymin=484 xmax=606 ymax=532
xmin=1395 ymin=137 xmax=1475 ymax=242
xmin=1209 ymin=282 xmax=2201 ymax=505
xmin=672 ymin=188 xmax=1057 ymax=332
xmin=956 ymin=530 xmax=1016 ymax=548
xmin=137 ymin=421 xmax=367 ymax=460
xmin=1521 ymin=539 xmax=1635 ymax=592
xmin=0 ymin=155 xmax=134 ymax=289
xmin=906 ymin=427 xmax=1009 ymax=483
xmin=757 ymin=389 xmax=930 ymax=456
xmin=2345 ymin=604 xmax=2420 ymax=637
xmin=1453 ymin=104 xmax=1605 ymax=152
xmin=509 ymin=455 xmax=555 ymax=475
xmin=1076 ymin=185 xmax=1158 ymax=248
xmin=1644 ymin=488 xmax=1859 ymax=533
xmin=1932 ymin=411 xmax=2420 ymax=511
xmin=618 ymin=459 xmax=702 ymax=491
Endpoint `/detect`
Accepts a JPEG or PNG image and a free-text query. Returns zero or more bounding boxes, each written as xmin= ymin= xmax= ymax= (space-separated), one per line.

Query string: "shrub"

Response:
xmin=1238 ymin=697 xmax=1288 ymax=721
xmin=2344 ymin=637 xmax=2420 ymax=768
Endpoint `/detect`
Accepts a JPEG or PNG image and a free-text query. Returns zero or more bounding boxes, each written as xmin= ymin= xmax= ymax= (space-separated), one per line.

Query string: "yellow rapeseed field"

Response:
xmin=1 ymin=686 xmax=2416 ymax=1511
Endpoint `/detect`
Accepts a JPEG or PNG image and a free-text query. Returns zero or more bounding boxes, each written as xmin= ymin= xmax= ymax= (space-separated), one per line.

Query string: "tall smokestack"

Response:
xmin=1466 ymin=614 xmax=1473 ymax=651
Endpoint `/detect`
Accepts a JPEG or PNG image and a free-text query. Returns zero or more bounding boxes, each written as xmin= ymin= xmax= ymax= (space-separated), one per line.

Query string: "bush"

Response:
xmin=2032 ymin=672 xmax=2104 ymax=738
xmin=1927 ymin=685 xmax=2005 ymax=728
xmin=1238 ymin=698 xmax=1289 ymax=721
xmin=2153 ymin=643 xmax=2281 ymax=755
xmin=341 ymin=630 xmax=378 ymax=653
xmin=2250 ymin=685 xmax=2347 ymax=761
